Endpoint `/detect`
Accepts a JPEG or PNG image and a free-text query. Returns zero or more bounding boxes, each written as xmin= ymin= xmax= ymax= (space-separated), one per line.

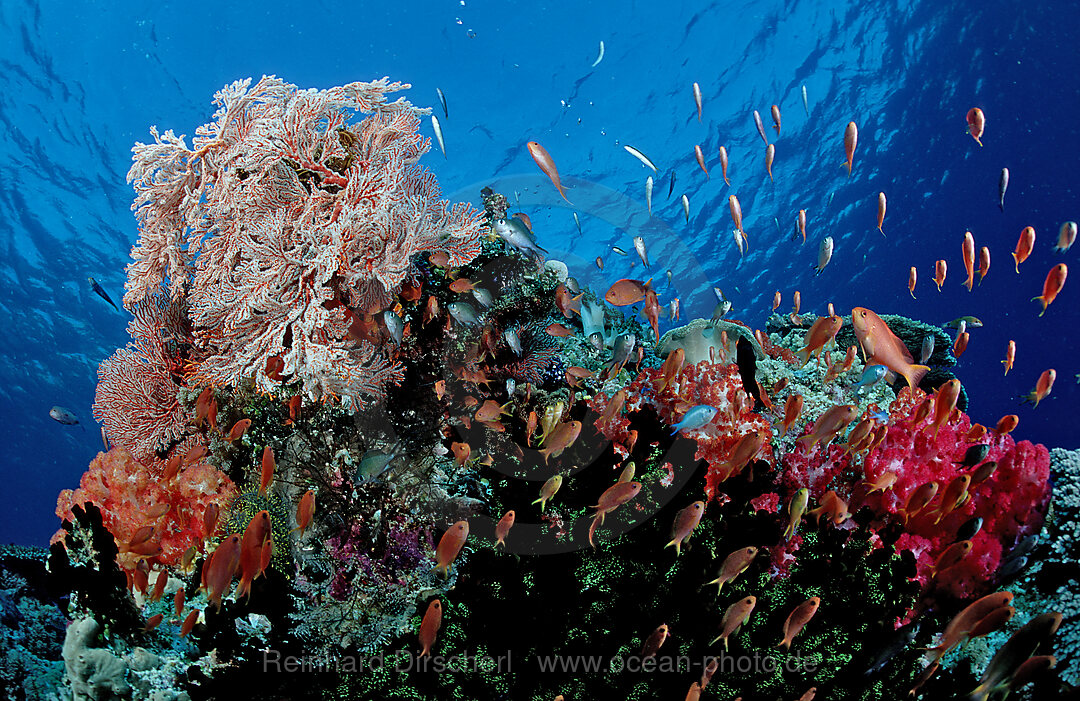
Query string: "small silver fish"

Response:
xmin=612 ymin=246 xmax=629 ymax=256
xmin=50 ymin=406 xmax=79 ymax=425
xmin=504 ymin=328 xmax=523 ymax=355
xmin=920 ymin=334 xmax=935 ymax=364
xmin=611 ymin=333 xmax=637 ymax=367
xmin=732 ymin=228 xmax=745 ymax=257
xmin=447 ymin=301 xmax=479 ymax=326
xmin=668 ymin=170 xmax=677 ymax=198
xmin=666 ymin=270 xmax=673 ymax=286
xmin=955 ymin=320 xmax=967 ymax=338
xmin=588 ymin=332 xmax=605 ymax=352
xmin=591 ymin=40 xmax=605 ymax=68
xmin=573 ymin=212 xmax=582 ymax=235
xmin=645 ymin=176 xmax=653 ymax=215
xmin=681 ymin=194 xmax=690 ymax=222
xmin=712 ymin=300 xmax=732 ymax=321
xmin=814 ymin=236 xmax=834 ymax=275
xmin=633 ymin=236 xmax=650 ymax=269
xmin=472 ymin=287 xmax=493 ymax=308
xmin=595 ymin=256 xmax=604 ymax=270
xmin=506 ymin=379 xmax=516 ymax=397
xmin=356 ymin=450 xmax=399 ymax=484
xmin=801 ymin=85 xmax=809 ymax=116
xmin=431 ymin=115 xmax=446 ymax=159
xmin=436 ymin=88 xmax=448 ymax=119
xmin=998 ymin=167 xmax=1009 ymax=212
xmin=566 ymin=277 xmax=581 ymax=294
xmin=492 ymin=217 xmax=546 ymax=261
xmin=383 ymin=310 xmax=404 ymax=344
xmin=624 ymin=145 xmax=658 ymax=172
xmin=753 ymin=109 xmax=768 ymax=144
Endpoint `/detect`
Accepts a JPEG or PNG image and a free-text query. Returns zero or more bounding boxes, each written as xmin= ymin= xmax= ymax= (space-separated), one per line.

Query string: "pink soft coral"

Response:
xmin=55 ymin=448 xmax=237 ymax=571
xmin=780 ymin=386 xmax=1051 ymax=599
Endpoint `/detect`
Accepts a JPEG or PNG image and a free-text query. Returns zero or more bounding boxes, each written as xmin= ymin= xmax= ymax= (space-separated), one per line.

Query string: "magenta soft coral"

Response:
xmin=780 ymin=386 xmax=1051 ymax=599
xmin=593 ymin=361 xmax=774 ymax=499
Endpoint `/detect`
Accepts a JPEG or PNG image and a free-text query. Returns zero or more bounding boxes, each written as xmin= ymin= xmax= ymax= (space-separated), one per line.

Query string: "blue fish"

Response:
xmin=852 ymin=364 xmax=888 ymax=394
xmin=670 ymin=405 xmax=718 ymax=435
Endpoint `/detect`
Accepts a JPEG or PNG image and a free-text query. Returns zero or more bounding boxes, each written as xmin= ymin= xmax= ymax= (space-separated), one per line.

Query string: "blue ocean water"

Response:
xmin=1 ymin=0 xmax=1076 ymax=548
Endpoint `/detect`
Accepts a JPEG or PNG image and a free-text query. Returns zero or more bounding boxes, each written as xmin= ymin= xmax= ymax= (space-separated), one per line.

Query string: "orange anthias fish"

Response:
xmin=666 ymin=501 xmax=705 ymax=556
xmin=765 ymin=143 xmax=775 ymax=182
xmin=589 ymin=481 xmax=642 ymax=547
xmin=776 ymin=597 xmax=821 ymax=651
xmin=1024 ymin=369 xmax=1056 ymax=408
xmin=851 ymin=307 xmax=930 ymax=389
xmin=729 ymin=195 xmax=744 ymax=238
xmin=418 ymin=599 xmax=443 ymax=656
xmin=877 ymin=191 xmax=887 ymax=235
xmin=715 ymin=430 xmax=767 ymax=482
xmin=259 ymin=446 xmax=275 ymax=496
xmin=719 ymin=146 xmax=730 ymax=186
xmin=927 ymin=379 xmax=962 ymax=437
xmin=928 ymin=591 xmax=1015 ymax=664
xmin=934 ymin=259 xmax=947 ymax=291
xmin=546 ymin=322 xmax=575 ymax=337
xmin=797 ymin=315 xmax=842 ymax=366
xmin=451 ymin=441 xmax=471 ymax=466
xmin=1013 ymin=226 xmax=1036 ymax=272
xmin=779 ymin=393 xmax=804 ymax=434
xmin=931 ymin=540 xmax=973 ymax=577
xmin=899 ymin=481 xmax=939 ymax=523
xmin=494 ymin=510 xmax=515 ymax=549
xmin=978 ymin=246 xmax=991 ymax=284
xmin=771 ymin=104 xmax=782 ymax=133
xmin=711 ymin=596 xmax=756 ymax=650
xmin=1032 ymin=263 xmax=1068 ymax=316
xmin=236 ymin=510 xmax=272 ymax=601
xmin=706 ymin=546 xmax=757 ymax=594
xmin=772 ymin=290 xmax=781 ymax=311
xmin=539 ymin=421 xmax=582 ymax=464
xmin=843 ymin=121 xmax=858 ymax=177
xmin=953 ymin=331 xmax=969 ymax=358
xmin=908 ymin=266 xmax=917 ymax=299
xmin=694 ymin=144 xmax=709 ymax=179
xmin=296 ymin=490 xmax=315 ymax=537
xmin=797 ymin=405 xmax=858 ymax=450
xmin=434 ymin=521 xmax=469 ymax=574
xmin=797 ymin=209 xmax=807 ymax=244
xmin=527 ymin=141 xmax=571 ymax=203
xmin=205 ymin=534 xmax=242 ymax=611
xmin=932 ymin=474 xmax=971 ymax=524
xmin=962 ymin=230 xmax=976 ymax=291
xmin=966 ymin=107 xmax=985 ymax=146
xmin=644 ymin=287 xmax=661 ymax=342
xmin=225 ymin=418 xmax=252 ymax=442
xmin=475 ymin=399 xmax=511 ymax=423
xmin=641 ymin=623 xmax=670 ymax=658
xmin=605 ymin=278 xmax=649 ymax=306
xmin=1001 ymin=340 xmax=1016 ymax=375
xmin=995 ymin=414 xmax=1019 ymax=436
xmin=449 ymin=278 xmax=477 ymax=293
xmin=180 ymin=609 xmax=199 ymax=638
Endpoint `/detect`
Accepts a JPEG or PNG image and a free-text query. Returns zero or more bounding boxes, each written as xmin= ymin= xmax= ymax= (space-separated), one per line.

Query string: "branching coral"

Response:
xmin=124 ymin=76 xmax=485 ymax=409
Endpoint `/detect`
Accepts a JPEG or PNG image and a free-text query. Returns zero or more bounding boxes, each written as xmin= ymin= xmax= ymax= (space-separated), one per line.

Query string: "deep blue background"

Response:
xmin=1 ymin=0 xmax=1077 ymax=547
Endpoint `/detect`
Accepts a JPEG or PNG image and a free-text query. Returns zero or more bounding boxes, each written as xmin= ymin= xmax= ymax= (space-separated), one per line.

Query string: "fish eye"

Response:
xmin=496 ymin=218 xmax=506 ymax=225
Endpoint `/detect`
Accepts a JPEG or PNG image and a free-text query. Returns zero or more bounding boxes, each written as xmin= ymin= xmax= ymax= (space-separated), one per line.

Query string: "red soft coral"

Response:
xmin=594 ymin=361 xmax=774 ymax=500
xmin=55 ymin=448 xmax=237 ymax=571
xmin=780 ymin=386 xmax=1051 ymax=599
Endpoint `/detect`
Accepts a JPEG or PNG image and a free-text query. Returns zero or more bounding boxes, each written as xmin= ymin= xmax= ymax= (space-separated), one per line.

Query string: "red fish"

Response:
xmin=719 ymin=146 xmax=730 ymax=186
xmin=641 ymin=623 xmax=670 ymax=658
xmin=666 ymin=501 xmax=705 ymax=555
xmin=797 ymin=315 xmax=842 ymax=366
xmin=729 ymin=195 xmax=744 ymax=237
xmin=527 ymin=141 xmax=571 ymax=203
xmin=418 ymin=599 xmax=443 ymax=656
xmin=978 ymin=246 xmax=991 ymax=284
xmin=494 ymin=510 xmax=515 ymax=549
xmin=934 ymin=260 xmax=947 ymax=291
xmin=296 ymin=490 xmax=315 ymax=537
xmin=236 ymin=510 xmax=272 ymax=601
xmin=1032 ymin=263 xmax=1067 ymax=316
xmin=1013 ymin=226 xmax=1035 ymax=272
xmin=1024 ymin=369 xmax=1056 ymax=408
xmin=694 ymin=144 xmax=709 ymax=179
xmin=589 ymin=481 xmax=642 ymax=547
xmin=995 ymin=414 xmax=1019 ymax=436
xmin=777 ymin=597 xmax=821 ymax=650
xmin=779 ymin=393 xmax=804 ymax=435
xmin=962 ymin=230 xmax=976 ymax=291
xmin=605 ymin=279 xmax=649 ymax=306
xmin=706 ymin=546 xmax=757 ymax=594
xmin=259 ymin=446 xmax=275 ymax=496
xmin=851 ymin=307 xmax=929 ymax=389
xmin=434 ymin=521 xmax=469 ymax=574
xmin=928 ymin=379 xmax=962 ymax=437
xmin=877 ymin=192 xmax=887 ymax=235
xmin=843 ymin=121 xmax=858 ymax=177
xmin=908 ymin=266 xmax=917 ymax=299
xmin=1001 ymin=339 xmax=1015 ymax=375
xmin=205 ymin=534 xmax=242 ymax=611
xmin=797 ymin=209 xmax=807 ymax=244
xmin=771 ymin=104 xmax=781 ymax=134
xmin=966 ymin=107 xmax=985 ymax=146
xmin=224 ymin=418 xmax=251 ymax=442
xmin=765 ymin=143 xmax=775 ymax=182
xmin=711 ymin=596 xmax=756 ymax=649
xmin=180 ymin=609 xmax=199 ymax=637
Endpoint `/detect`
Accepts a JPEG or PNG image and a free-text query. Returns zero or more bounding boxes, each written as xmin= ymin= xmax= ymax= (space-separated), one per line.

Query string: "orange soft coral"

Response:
xmin=55 ymin=447 xmax=236 ymax=571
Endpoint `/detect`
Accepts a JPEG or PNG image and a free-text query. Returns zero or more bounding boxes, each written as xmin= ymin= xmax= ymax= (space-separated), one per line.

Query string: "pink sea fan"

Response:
xmin=124 ymin=76 xmax=485 ymax=408
xmin=93 ymin=295 xmax=191 ymax=463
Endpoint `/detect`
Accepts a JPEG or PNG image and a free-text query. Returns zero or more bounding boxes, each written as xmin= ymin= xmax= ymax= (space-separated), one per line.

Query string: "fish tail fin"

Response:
xmin=905 ymin=364 xmax=930 ymax=389
xmin=709 ymin=634 xmax=723 ymax=646
xmin=1012 ymin=253 xmax=1020 ymax=272
xmin=775 ymin=639 xmax=790 ymax=652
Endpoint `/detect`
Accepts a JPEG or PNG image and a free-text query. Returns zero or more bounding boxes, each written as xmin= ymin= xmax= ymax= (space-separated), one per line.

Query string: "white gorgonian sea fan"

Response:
xmin=123 ymin=76 xmax=485 ymax=409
